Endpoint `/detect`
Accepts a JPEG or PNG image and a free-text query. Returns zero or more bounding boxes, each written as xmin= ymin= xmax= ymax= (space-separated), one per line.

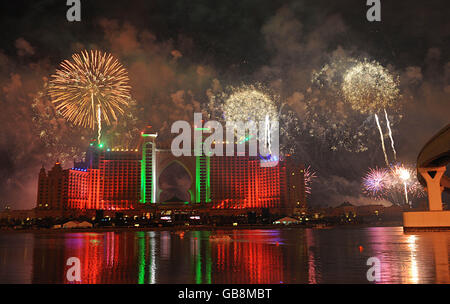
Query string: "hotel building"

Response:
xmin=36 ymin=131 xmax=306 ymax=216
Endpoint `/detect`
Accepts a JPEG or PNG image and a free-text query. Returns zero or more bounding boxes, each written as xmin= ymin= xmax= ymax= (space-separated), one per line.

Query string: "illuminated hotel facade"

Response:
xmin=36 ymin=131 xmax=306 ymax=216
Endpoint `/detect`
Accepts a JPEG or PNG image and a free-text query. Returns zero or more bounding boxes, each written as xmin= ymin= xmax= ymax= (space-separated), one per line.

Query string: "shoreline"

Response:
xmin=0 ymin=221 xmax=403 ymax=233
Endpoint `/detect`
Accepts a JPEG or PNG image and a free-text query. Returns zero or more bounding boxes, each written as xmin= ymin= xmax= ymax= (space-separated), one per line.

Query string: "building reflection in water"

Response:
xmin=137 ymin=231 xmax=156 ymax=284
xmin=210 ymin=230 xmax=284 ymax=284
xmin=0 ymin=228 xmax=447 ymax=284
xmin=306 ymin=228 xmax=319 ymax=284
xmin=160 ymin=231 xmax=171 ymax=260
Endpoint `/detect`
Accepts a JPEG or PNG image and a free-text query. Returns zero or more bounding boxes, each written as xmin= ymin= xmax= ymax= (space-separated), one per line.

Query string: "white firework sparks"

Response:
xmin=342 ymin=60 xmax=400 ymax=114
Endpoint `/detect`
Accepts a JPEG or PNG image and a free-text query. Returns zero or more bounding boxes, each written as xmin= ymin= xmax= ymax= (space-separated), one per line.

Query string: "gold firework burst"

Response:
xmin=48 ymin=50 xmax=131 ymax=130
xmin=223 ymin=85 xmax=278 ymax=127
xmin=342 ymin=60 xmax=399 ymax=114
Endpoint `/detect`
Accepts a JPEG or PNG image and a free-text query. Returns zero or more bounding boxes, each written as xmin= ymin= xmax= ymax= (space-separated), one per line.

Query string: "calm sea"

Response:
xmin=0 ymin=227 xmax=449 ymax=284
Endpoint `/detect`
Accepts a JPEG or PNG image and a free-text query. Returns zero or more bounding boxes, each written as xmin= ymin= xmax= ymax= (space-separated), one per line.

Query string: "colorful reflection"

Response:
xmin=365 ymin=227 xmax=450 ymax=284
xmin=137 ymin=231 xmax=156 ymax=284
xmin=0 ymin=228 xmax=448 ymax=283
xmin=306 ymin=228 xmax=319 ymax=284
xmin=210 ymin=230 xmax=284 ymax=284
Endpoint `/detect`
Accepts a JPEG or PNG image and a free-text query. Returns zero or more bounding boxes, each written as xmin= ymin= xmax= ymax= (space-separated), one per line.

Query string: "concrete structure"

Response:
xmin=404 ymin=124 xmax=450 ymax=230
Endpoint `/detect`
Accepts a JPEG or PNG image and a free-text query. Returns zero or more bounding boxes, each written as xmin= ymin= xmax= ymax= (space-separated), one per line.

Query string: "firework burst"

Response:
xmin=307 ymin=55 xmax=401 ymax=154
xmin=342 ymin=60 xmax=400 ymax=114
xmin=33 ymin=80 xmax=141 ymax=166
xmin=304 ymin=165 xmax=317 ymax=195
xmin=206 ymin=84 xmax=302 ymax=156
xmin=394 ymin=166 xmax=425 ymax=198
xmin=48 ymin=50 xmax=131 ymax=142
xmin=342 ymin=59 xmax=400 ymax=165
xmin=222 ymin=84 xmax=278 ymax=128
xmin=362 ymin=167 xmax=390 ymax=198
xmin=362 ymin=164 xmax=426 ymax=205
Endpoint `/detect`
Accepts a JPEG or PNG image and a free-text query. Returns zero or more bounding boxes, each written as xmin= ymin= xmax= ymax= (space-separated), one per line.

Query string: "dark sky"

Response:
xmin=0 ymin=0 xmax=448 ymax=209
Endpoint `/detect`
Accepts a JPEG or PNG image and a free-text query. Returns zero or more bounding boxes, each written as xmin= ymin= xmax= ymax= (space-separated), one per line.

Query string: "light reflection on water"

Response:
xmin=0 ymin=227 xmax=448 ymax=284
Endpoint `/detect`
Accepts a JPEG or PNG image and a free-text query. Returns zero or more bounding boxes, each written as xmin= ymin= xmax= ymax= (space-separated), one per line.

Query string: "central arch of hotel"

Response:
xmin=156 ymin=155 xmax=195 ymax=203
xmin=140 ymin=135 xmax=210 ymax=205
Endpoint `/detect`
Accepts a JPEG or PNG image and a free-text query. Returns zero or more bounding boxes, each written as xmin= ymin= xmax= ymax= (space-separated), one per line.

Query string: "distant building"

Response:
xmin=62 ymin=221 xmax=93 ymax=228
xmin=326 ymin=202 xmax=356 ymax=217
xmin=355 ymin=204 xmax=385 ymax=217
xmin=36 ymin=162 xmax=68 ymax=210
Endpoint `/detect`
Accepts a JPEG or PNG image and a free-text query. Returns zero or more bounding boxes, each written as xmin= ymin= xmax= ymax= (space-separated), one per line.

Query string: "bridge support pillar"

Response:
xmin=418 ymin=166 xmax=446 ymax=211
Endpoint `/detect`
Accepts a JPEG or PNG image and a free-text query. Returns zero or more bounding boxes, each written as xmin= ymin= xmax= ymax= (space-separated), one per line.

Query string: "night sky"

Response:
xmin=0 ymin=0 xmax=448 ymax=209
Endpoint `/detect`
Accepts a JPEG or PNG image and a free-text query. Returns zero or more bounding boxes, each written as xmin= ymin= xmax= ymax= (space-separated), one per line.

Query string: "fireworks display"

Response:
xmin=392 ymin=164 xmax=413 ymax=205
xmin=206 ymin=84 xmax=302 ymax=156
xmin=362 ymin=164 xmax=425 ymax=205
xmin=48 ymin=50 xmax=131 ymax=142
xmin=306 ymin=56 xmax=404 ymax=161
xmin=222 ymin=85 xmax=278 ymax=128
xmin=341 ymin=60 xmax=400 ymax=114
xmin=362 ymin=167 xmax=390 ymax=199
xmin=0 ymin=1 xmax=445 ymax=218
xmin=341 ymin=60 xmax=400 ymax=165
xmin=306 ymin=56 xmax=397 ymax=154
xmin=32 ymin=84 xmax=142 ymax=167
xmin=222 ymin=85 xmax=278 ymax=155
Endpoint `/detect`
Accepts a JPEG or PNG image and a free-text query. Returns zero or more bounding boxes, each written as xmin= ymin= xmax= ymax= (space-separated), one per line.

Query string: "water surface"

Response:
xmin=0 ymin=227 xmax=449 ymax=284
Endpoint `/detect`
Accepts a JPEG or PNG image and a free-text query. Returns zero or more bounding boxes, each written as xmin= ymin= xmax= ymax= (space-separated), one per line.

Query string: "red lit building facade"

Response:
xmin=210 ymin=155 xmax=303 ymax=213
xmin=36 ymin=134 xmax=306 ymax=215
xmin=37 ymin=147 xmax=140 ymax=211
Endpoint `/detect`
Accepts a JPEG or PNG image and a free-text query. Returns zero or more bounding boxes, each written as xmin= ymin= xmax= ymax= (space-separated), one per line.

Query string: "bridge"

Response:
xmin=404 ymin=124 xmax=450 ymax=230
